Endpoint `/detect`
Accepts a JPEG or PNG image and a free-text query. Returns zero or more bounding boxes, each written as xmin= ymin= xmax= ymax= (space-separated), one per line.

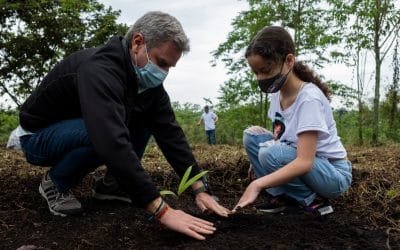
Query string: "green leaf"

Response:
xmin=178 ymin=170 xmax=209 ymax=196
xmin=160 ymin=190 xmax=177 ymax=197
xmin=178 ymin=165 xmax=192 ymax=195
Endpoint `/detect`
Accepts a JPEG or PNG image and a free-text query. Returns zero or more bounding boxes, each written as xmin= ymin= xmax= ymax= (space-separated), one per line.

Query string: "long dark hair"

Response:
xmin=245 ymin=26 xmax=331 ymax=100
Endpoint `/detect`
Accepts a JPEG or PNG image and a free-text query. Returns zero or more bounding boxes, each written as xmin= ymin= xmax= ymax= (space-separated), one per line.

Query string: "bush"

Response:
xmin=0 ymin=110 xmax=19 ymax=145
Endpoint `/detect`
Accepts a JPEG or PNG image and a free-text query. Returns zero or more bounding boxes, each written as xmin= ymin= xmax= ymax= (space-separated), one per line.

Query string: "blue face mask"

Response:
xmin=133 ymin=45 xmax=168 ymax=90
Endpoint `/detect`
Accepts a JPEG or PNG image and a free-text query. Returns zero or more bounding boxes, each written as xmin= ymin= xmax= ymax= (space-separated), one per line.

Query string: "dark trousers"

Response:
xmin=20 ymin=119 xmax=151 ymax=192
xmin=205 ymin=129 xmax=216 ymax=145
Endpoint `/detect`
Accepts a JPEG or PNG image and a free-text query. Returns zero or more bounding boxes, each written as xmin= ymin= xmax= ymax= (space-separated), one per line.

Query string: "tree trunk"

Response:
xmin=389 ymin=40 xmax=399 ymax=132
xmin=371 ymin=0 xmax=381 ymax=145
xmin=356 ymin=39 xmax=364 ymax=145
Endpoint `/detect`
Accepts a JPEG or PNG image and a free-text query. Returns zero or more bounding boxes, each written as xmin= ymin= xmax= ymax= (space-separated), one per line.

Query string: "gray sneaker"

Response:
xmin=38 ymin=172 xmax=83 ymax=216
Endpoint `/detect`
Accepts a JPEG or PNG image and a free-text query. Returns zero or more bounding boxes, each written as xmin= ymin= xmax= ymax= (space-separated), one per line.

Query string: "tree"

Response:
xmin=369 ymin=0 xmax=400 ymax=144
xmin=343 ymin=0 xmax=399 ymax=145
xmin=328 ymin=0 xmax=400 ymax=145
xmin=0 ymin=0 xmax=128 ymax=108
xmin=382 ymin=37 xmax=399 ymax=139
xmin=329 ymin=11 xmax=371 ymax=145
xmin=212 ymin=0 xmax=342 ymax=125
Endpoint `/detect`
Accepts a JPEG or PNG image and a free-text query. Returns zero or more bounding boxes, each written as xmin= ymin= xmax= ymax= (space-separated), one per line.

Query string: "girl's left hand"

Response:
xmin=232 ymin=179 xmax=262 ymax=212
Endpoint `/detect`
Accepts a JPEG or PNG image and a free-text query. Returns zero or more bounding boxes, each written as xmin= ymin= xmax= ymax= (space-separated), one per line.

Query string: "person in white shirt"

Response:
xmin=197 ymin=105 xmax=218 ymax=145
xmin=233 ymin=26 xmax=352 ymax=216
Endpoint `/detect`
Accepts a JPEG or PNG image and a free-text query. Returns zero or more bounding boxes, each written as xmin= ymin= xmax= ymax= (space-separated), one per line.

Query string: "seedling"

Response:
xmin=160 ymin=166 xmax=208 ymax=197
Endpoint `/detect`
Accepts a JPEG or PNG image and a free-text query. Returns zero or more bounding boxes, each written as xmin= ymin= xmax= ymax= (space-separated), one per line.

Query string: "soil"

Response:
xmin=1 ymin=144 xmax=399 ymax=249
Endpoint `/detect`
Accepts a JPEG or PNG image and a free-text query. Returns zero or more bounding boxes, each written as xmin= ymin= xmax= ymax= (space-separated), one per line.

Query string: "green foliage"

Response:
xmin=382 ymin=38 xmax=400 ymax=140
xmin=329 ymin=0 xmax=400 ymax=145
xmin=217 ymin=103 xmax=269 ymax=144
xmin=212 ymin=0 xmax=345 ymax=125
xmin=0 ymin=110 xmax=18 ymax=144
xmin=328 ymin=81 xmax=357 ymax=109
xmin=386 ymin=189 xmax=399 ymax=200
xmin=173 ymin=101 xmax=268 ymax=145
xmin=160 ymin=166 xmax=208 ymax=197
xmin=172 ymin=101 xmax=204 ymax=144
xmin=0 ymin=0 xmax=128 ymax=107
xmin=172 ymin=97 xmax=400 ymax=147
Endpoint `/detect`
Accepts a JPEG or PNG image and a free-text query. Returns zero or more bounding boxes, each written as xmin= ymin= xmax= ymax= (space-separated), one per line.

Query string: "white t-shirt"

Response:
xmin=201 ymin=112 xmax=217 ymax=131
xmin=268 ymin=83 xmax=346 ymax=159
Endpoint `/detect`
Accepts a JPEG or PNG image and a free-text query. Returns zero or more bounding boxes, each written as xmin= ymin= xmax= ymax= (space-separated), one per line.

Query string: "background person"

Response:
xmin=233 ymin=26 xmax=352 ymax=216
xmin=17 ymin=11 xmax=230 ymax=240
xmin=197 ymin=105 xmax=218 ymax=145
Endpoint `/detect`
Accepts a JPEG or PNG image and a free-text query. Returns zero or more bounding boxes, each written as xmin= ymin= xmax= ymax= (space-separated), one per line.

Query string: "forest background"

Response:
xmin=0 ymin=0 xmax=399 ymax=147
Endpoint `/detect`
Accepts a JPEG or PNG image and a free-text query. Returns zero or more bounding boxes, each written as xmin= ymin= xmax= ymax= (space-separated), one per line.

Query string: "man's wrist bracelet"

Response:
xmin=148 ymin=199 xmax=165 ymax=221
xmin=192 ymin=185 xmax=210 ymax=196
xmin=155 ymin=205 xmax=169 ymax=220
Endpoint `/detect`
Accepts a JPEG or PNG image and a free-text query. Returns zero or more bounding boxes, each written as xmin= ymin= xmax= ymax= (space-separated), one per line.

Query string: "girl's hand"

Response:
xmin=232 ymin=179 xmax=263 ymax=212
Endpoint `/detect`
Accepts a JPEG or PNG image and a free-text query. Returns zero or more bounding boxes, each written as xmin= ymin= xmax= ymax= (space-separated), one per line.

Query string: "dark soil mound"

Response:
xmin=1 ymin=144 xmax=399 ymax=249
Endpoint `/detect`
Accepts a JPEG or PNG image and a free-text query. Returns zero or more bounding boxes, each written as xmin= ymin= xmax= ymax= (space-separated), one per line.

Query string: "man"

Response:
xmin=197 ymin=105 xmax=218 ymax=145
xmin=18 ymin=11 xmax=230 ymax=240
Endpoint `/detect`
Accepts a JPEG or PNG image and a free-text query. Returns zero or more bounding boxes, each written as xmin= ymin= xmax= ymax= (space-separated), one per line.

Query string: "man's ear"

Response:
xmin=130 ymin=33 xmax=145 ymax=54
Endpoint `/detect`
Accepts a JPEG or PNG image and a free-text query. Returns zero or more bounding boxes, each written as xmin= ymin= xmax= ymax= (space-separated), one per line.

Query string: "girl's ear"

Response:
xmin=285 ymin=53 xmax=296 ymax=67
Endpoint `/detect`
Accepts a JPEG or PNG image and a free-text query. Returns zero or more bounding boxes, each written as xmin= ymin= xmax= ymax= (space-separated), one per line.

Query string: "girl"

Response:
xmin=233 ymin=26 xmax=352 ymax=215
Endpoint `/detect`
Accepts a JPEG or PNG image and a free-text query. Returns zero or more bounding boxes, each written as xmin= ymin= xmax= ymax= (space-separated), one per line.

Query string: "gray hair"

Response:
xmin=125 ymin=11 xmax=190 ymax=53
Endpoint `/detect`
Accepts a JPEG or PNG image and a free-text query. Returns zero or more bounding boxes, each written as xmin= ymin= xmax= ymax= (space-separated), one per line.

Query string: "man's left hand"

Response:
xmin=195 ymin=192 xmax=231 ymax=217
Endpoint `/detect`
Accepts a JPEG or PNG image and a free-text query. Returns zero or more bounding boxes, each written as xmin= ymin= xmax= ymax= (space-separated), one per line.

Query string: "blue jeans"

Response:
xmin=243 ymin=128 xmax=352 ymax=206
xmin=20 ymin=119 xmax=151 ymax=193
xmin=206 ymin=129 xmax=216 ymax=145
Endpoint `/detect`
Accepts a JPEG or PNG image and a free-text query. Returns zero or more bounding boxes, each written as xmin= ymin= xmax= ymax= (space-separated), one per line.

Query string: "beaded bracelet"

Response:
xmin=155 ymin=205 xmax=169 ymax=220
xmin=148 ymin=199 xmax=164 ymax=221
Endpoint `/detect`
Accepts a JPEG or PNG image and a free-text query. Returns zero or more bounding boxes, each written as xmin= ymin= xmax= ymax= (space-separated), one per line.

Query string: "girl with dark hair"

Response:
xmin=233 ymin=26 xmax=352 ymax=215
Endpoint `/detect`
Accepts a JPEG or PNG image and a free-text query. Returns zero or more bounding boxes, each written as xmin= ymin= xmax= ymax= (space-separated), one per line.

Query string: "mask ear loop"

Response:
xmin=134 ymin=53 xmax=138 ymax=66
xmin=281 ymin=54 xmax=292 ymax=76
xmin=144 ymin=44 xmax=150 ymax=64
xmin=278 ymin=62 xmax=284 ymax=75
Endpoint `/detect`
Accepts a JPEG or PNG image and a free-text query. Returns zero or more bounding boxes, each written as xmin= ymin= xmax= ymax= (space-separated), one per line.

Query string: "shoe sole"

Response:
xmin=257 ymin=206 xmax=287 ymax=213
xmin=318 ymin=205 xmax=334 ymax=216
xmin=92 ymin=190 xmax=132 ymax=203
xmin=39 ymin=184 xmax=83 ymax=217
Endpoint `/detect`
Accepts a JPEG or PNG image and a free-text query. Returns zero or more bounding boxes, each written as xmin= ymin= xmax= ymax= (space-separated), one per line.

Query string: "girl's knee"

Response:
xmin=258 ymin=144 xmax=296 ymax=171
xmin=258 ymin=147 xmax=274 ymax=164
xmin=243 ymin=126 xmax=272 ymax=147
xmin=257 ymin=147 xmax=279 ymax=174
xmin=242 ymin=132 xmax=253 ymax=148
xmin=244 ymin=126 xmax=270 ymax=136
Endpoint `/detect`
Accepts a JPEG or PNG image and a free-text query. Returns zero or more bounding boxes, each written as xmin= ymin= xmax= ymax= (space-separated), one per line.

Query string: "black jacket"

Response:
xmin=19 ymin=36 xmax=201 ymax=207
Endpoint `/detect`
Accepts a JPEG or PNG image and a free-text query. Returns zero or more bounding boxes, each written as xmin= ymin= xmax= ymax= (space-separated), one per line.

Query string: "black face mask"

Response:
xmin=258 ymin=65 xmax=291 ymax=93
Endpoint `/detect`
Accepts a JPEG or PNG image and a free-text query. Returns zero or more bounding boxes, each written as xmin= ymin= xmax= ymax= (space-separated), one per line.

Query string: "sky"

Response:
xmin=101 ymin=1 xmax=393 ymax=109
xmin=1 ymin=0 xmax=389 ymax=109
xmin=99 ymin=0 xmax=388 ymax=108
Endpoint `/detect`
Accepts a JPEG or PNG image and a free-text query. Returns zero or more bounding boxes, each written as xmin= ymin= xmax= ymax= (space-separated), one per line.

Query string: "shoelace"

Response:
xmin=56 ymin=192 xmax=76 ymax=204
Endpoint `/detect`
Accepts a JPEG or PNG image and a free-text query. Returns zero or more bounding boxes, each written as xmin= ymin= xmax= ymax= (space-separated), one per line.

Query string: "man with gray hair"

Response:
xmin=17 ymin=11 xmax=230 ymax=240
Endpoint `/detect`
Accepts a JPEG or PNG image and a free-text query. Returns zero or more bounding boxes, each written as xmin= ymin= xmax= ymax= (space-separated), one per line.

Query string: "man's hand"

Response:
xmin=195 ymin=192 xmax=231 ymax=217
xmin=232 ymin=179 xmax=263 ymax=212
xmin=158 ymin=207 xmax=216 ymax=240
